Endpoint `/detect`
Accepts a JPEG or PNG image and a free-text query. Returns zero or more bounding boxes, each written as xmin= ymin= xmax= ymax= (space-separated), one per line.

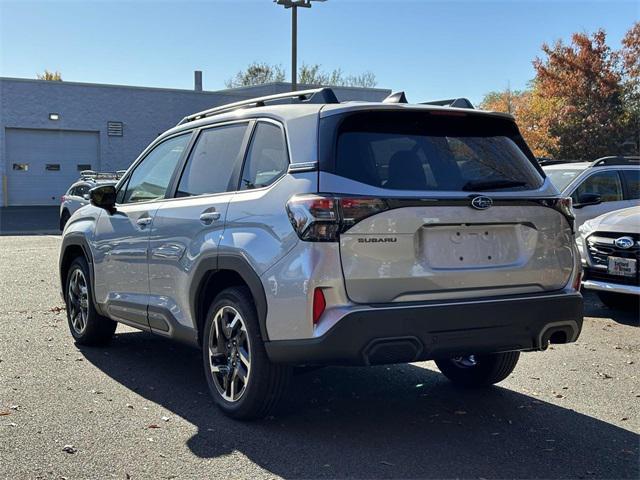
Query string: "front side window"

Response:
xmin=622 ymin=170 xmax=640 ymax=199
xmin=572 ymin=171 xmax=623 ymax=203
xmin=330 ymin=111 xmax=543 ymax=192
xmin=120 ymin=133 xmax=190 ymax=204
xmin=176 ymin=123 xmax=248 ymax=197
xmin=240 ymin=123 xmax=288 ymax=190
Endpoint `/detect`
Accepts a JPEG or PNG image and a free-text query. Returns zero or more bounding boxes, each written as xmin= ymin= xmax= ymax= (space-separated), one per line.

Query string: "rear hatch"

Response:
xmin=318 ymin=108 xmax=575 ymax=303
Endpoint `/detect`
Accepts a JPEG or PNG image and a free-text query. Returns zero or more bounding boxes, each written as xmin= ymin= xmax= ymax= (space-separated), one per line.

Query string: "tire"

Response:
xmin=435 ymin=351 xmax=520 ymax=387
xmin=60 ymin=210 xmax=70 ymax=230
xmin=597 ymin=291 xmax=639 ymax=311
xmin=202 ymin=286 xmax=291 ymax=420
xmin=65 ymin=256 xmax=117 ymax=346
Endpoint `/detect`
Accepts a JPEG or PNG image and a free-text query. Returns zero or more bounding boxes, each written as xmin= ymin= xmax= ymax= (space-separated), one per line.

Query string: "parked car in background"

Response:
xmin=59 ymin=88 xmax=583 ymax=419
xmin=577 ymin=206 xmax=640 ymax=310
xmin=59 ymin=171 xmax=124 ymax=230
xmin=542 ymin=157 xmax=639 ymax=229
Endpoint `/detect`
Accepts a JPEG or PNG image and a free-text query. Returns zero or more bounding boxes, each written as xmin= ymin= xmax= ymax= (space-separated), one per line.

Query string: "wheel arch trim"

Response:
xmin=189 ymin=253 xmax=269 ymax=344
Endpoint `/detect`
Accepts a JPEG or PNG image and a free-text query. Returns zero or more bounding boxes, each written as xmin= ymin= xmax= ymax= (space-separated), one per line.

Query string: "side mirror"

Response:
xmin=574 ymin=193 xmax=602 ymax=209
xmin=89 ymin=185 xmax=117 ymax=212
xmin=83 ymin=194 xmax=90 ymax=201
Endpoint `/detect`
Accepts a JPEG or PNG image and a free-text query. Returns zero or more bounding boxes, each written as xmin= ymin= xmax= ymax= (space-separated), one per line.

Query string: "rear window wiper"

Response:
xmin=462 ymin=179 xmax=527 ymax=191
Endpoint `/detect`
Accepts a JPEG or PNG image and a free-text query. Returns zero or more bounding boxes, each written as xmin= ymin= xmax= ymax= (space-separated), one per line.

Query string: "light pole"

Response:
xmin=274 ymin=0 xmax=326 ymax=91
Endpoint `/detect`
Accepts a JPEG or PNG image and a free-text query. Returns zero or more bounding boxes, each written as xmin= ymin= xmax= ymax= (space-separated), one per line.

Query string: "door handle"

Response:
xmin=136 ymin=217 xmax=152 ymax=228
xmin=199 ymin=211 xmax=221 ymax=225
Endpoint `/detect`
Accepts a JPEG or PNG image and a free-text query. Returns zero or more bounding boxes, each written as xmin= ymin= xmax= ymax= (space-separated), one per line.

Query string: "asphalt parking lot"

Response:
xmin=0 ymin=235 xmax=638 ymax=480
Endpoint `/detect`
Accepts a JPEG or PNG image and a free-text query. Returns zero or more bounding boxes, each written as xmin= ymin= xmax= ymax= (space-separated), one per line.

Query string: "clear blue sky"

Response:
xmin=0 ymin=0 xmax=637 ymax=104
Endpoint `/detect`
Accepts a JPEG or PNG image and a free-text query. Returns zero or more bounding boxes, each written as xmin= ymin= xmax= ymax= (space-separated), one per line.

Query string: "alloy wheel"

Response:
xmin=451 ymin=355 xmax=477 ymax=368
xmin=208 ymin=305 xmax=251 ymax=402
xmin=67 ymin=268 xmax=89 ymax=335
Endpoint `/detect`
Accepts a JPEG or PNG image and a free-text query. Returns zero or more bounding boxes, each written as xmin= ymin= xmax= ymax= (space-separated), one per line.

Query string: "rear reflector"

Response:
xmin=312 ymin=288 xmax=326 ymax=325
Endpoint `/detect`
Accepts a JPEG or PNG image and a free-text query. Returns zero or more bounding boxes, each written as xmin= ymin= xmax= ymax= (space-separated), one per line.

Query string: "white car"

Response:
xmin=577 ymin=206 xmax=640 ymax=309
xmin=543 ymin=157 xmax=639 ymax=229
xmin=59 ymin=171 xmax=123 ymax=230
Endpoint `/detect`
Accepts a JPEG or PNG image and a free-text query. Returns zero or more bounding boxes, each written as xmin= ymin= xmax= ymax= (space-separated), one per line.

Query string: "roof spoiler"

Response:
xmin=421 ymin=98 xmax=474 ymax=109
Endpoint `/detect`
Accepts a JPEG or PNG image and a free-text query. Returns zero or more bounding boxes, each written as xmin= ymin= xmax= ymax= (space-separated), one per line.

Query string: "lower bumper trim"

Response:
xmin=265 ymin=291 xmax=583 ymax=366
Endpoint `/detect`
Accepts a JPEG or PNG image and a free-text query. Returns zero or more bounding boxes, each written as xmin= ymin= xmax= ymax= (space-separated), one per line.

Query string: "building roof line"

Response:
xmin=0 ymin=76 xmax=390 ymax=96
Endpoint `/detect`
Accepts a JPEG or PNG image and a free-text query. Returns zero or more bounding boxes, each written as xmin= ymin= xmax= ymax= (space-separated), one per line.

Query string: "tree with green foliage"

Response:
xmin=36 ymin=70 xmax=62 ymax=81
xmin=226 ymin=62 xmax=376 ymax=89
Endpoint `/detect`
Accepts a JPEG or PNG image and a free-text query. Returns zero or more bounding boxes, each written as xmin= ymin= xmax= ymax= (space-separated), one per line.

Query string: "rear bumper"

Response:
xmin=265 ymin=291 xmax=583 ymax=366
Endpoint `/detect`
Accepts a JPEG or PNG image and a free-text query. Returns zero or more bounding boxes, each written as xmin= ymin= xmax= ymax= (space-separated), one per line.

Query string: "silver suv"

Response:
xmin=59 ymin=88 xmax=583 ymax=419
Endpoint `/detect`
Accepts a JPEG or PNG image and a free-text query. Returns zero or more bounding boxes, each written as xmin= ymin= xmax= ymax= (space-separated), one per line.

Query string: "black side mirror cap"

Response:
xmin=89 ymin=185 xmax=117 ymax=212
xmin=574 ymin=193 xmax=602 ymax=209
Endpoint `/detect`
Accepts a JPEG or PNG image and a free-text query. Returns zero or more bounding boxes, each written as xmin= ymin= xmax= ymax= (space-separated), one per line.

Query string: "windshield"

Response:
xmin=327 ymin=111 xmax=543 ymax=192
xmin=545 ymin=169 xmax=581 ymax=192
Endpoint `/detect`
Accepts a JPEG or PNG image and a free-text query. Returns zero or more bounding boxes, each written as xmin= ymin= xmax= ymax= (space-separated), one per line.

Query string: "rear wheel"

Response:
xmin=65 ymin=256 xmax=116 ymax=345
xmin=202 ymin=287 xmax=291 ymax=420
xmin=435 ymin=352 xmax=520 ymax=387
xmin=597 ymin=291 xmax=639 ymax=311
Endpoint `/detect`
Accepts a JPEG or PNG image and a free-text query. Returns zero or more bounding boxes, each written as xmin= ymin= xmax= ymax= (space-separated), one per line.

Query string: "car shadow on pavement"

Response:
xmin=80 ymin=331 xmax=639 ymax=479
xmin=583 ymin=291 xmax=639 ymax=327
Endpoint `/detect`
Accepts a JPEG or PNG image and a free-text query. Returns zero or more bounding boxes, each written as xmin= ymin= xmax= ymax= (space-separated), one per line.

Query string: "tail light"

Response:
xmin=312 ymin=288 xmax=326 ymax=325
xmin=542 ymin=197 xmax=575 ymax=232
xmin=572 ymin=266 xmax=583 ymax=291
xmin=286 ymin=195 xmax=389 ymax=241
xmin=61 ymin=195 xmax=67 ymax=203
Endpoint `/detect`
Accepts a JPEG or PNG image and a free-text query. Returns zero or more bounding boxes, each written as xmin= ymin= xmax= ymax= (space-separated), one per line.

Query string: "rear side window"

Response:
xmin=240 ymin=122 xmax=288 ymax=190
xmin=622 ymin=170 xmax=640 ymax=199
xmin=327 ymin=111 xmax=543 ymax=192
xmin=572 ymin=171 xmax=623 ymax=203
xmin=177 ymin=123 xmax=248 ymax=197
xmin=76 ymin=185 xmax=90 ymax=197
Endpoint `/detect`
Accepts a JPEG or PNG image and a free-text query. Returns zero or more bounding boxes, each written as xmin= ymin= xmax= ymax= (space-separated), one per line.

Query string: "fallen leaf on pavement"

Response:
xmin=148 ymin=424 xmax=160 ymax=429
xmin=62 ymin=445 xmax=77 ymax=454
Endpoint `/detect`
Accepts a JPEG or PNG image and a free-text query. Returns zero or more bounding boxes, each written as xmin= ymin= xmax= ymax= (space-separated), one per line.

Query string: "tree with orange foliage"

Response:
xmin=480 ymin=86 xmax=558 ymax=158
xmin=533 ymin=29 xmax=627 ymax=160
xmin=481 ymin=22 xmax=639 ymax=160
xmin=620 ymin=22 xmax=640 ymax=154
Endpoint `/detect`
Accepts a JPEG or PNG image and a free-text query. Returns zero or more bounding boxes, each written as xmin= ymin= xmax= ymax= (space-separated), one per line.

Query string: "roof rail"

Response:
xmin=591 ymin=156 xmax=640 ymax=167
xmin=421 ymin=98 xmax=474 ymax=109
xmin=382 ymin=91 xmax=408 ymax=104
xmin=537 ymin=158 xmax=585 ymax=166
xmin=177 ymin=87 xmax=339 ymax=125
xmin=80 ymin=170 xmax=125 ymax=181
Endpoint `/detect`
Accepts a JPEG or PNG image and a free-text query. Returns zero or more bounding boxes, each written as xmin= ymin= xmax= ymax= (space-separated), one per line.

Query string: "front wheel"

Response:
xmin=202 ymin=287 xmax=291 ymax=420
xmin=65 ymin=256 xmax=116 ymax=345
xmin=435 ymin=351 xmax=520 ymax=387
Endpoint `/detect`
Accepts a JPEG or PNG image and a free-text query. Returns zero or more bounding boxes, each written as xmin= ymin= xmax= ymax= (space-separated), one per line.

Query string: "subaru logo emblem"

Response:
xmin=471 ymin=196 xmax=493 ymax=210
xmin=614 ymin=236 xmax=634 ymax=249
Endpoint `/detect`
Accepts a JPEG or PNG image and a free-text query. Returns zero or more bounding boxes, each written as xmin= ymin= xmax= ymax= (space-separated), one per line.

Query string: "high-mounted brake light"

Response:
xmin=286 ymin=195 xmax=389 ymax=241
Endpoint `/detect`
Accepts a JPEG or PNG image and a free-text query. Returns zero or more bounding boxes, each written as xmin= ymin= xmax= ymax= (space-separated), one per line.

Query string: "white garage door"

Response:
xmin=6 ymin=129 xmax=99 ymax=206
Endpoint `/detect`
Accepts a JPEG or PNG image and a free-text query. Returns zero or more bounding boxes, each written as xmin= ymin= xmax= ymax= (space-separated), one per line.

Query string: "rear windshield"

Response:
xmin=325 ymin=111 xmax=543 ymax=192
